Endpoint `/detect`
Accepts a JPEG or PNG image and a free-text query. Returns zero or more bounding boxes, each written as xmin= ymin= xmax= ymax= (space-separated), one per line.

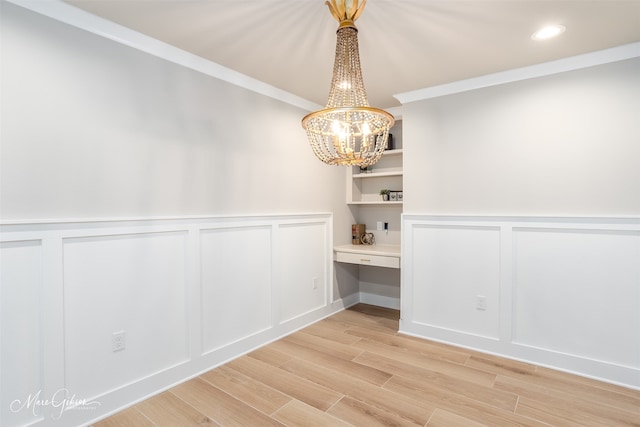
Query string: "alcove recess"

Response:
xmin=346 ymin=120 xmax=402 ymax=247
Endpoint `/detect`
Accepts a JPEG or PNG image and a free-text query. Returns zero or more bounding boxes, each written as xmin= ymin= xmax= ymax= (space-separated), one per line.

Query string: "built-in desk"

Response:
xmin=333 ymin=244 xmax=401 ymax=269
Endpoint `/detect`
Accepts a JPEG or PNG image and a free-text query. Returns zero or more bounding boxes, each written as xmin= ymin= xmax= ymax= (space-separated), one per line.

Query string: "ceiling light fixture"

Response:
xmin=302 ymin=0 xmax=394 ymax=166
xmin=531 ymin=24 xmax=566 ymax=40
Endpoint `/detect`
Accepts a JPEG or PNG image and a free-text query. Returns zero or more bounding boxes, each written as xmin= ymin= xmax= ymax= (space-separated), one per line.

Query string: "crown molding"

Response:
xmin=394 ymin=42 xmax=640 ymax=104
xmin=7 ymin=0 xmax=323 ymax=112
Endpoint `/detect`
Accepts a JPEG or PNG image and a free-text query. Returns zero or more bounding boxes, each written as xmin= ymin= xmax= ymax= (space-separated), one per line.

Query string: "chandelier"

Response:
xmin=302 ymin=0 xmax=394 ymax=166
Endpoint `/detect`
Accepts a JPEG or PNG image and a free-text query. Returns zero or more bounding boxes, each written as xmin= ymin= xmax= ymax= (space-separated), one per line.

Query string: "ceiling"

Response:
xmin=63 ymin=0 xmax=640 ymax=109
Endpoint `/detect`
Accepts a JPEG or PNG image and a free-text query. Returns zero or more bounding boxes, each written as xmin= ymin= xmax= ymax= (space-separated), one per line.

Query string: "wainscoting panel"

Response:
xmin=278 ymin=221 xmax=330 ymax=323
xmin=402 ymin=215 xmax=640 ymax=389
xmin=410 ymin=225 xmax=501 ymax=339
xmin=1 ymin=240 xmax=44 ymax=427
xmin=513 ymin=227 xmax=640 ymax=367
xmin=200 ymin=226 xmax=272 ymax=353
xmin=0 ymin=213 xmax=337 ymax=426
xmin=63 ymin=231 xmax=190 ymax=400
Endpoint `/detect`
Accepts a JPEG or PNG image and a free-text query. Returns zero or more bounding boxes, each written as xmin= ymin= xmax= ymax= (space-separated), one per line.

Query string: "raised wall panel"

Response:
xmin=1 ymin=241 xmax=43 ymax=427
xmin=279 ymin=222 xmax=328 ymax=322
xmin=62 ymin=232 xmax=189 ymax=400
xmin=513 ymin=228 xmax=640 ymax=367
xmin=200 ymin=226 xmax=272 ymax=353
xmin=411 ymin=225 xmax=501 ymax=339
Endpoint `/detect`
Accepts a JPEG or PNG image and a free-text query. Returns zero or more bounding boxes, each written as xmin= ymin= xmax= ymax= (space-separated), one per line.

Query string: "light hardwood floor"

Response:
xmin=94 ymin=304 xmax=640 ymax=426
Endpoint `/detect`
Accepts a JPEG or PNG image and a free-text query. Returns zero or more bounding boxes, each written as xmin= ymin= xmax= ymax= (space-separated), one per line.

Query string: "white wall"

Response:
xmin=0 ymin=2 xmax=355 ymax=236
xmin=403 ymin=57 xmax=640 ymax=215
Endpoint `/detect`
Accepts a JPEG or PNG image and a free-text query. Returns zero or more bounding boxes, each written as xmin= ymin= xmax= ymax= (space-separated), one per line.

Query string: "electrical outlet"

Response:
xmin=312 ymin=277 xmax=318 ymax=290
xmin=112 ymin=331 xmax=126 ymax=352
xmin=476 ymin=295 xmax=487 ymax=311
xmin=377 ymin=221 xmax=383 ymax=230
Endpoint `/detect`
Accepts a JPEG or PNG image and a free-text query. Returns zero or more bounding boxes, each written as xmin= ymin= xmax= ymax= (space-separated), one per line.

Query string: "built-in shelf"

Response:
xmin=348 ymin=201 xmax=403 ymax=206
xmin=347 ymin=145 xmax=403 ymax=205
xmin=382 ymin=149 xmax=403 ymax=156
xmin=353 ymin=171 xmax=403 ymax=179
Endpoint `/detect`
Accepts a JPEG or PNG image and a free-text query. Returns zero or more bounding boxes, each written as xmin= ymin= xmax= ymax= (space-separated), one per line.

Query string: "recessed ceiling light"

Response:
xmin=531 ymin=24 xmax=566 ymax=41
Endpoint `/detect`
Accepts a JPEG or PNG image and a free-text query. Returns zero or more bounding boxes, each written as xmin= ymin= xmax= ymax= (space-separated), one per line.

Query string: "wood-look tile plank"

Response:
xmin=226 ymin=353 xmax=343 ymax=411
xmin=327 ymin=396 xmax=421 ymax=427
xmin=171 ymin=377 xmax=284 ymax=427
xmin=300 ymin=319 xmax=362 ymax=344
xmin=384 ymin=374 xmax=548 ymax=427
xmin=267 ymin=338 xmax=392 ymax=387
xmin=426 ymin=408 xmax=489 ymax=427
xmin=92 ymin=406 xmax=155 ymax=427
xmin=353 ymin=338 xmax=496 ymax=387
xmin=401 ymin=335 xmax=531 ymax=371
xmin=279 ymin=355 xmax=435 ymax=425
xmin=247 ymin=345 xmax=294 ymax=367
xmin=514 ymin=399 xmax=595 ymax=427
xmin=354 ymin=351 xmax=518 ymax=412
xmin=272 ymin=400 xmax=352 ymax=427
xmin=465 ymin=354 xmax=537 ymax=377
xmin=348 ymin=326 xmax=470 ymax=364
xmin=327 ymin=309 xmax=398 ymax=334
xmin=349 ymin=303 xmax=400 ymax=320
xmin=199 ymin=366 xmax=292 ymax=415
xmin=536 ymin=366 xmax=640 ymax=401
xmin=518 ymin=366 xmax=640 ymax=415
xmin=135 ymin=391 xmax=218 ymax=427
xmin=517 ymin=396 xmax=636 ymax=427
xmin=282 ymin=329 xmax=365 ymax=360
xmin=495 ymin=374 xmax=639 ymax=427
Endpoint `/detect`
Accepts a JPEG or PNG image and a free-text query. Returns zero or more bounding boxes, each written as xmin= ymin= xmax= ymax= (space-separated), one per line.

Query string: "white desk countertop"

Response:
xmin=333 ymin=244 xmax=401 ymax=258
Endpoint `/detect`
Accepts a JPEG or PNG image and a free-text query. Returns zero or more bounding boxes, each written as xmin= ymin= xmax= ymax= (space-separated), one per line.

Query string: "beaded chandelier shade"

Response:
xmin=302 ymin=0 xmax=394 ymax=166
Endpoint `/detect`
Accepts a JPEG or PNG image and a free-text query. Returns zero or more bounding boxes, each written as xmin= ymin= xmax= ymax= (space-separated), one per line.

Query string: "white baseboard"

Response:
xmin=333 ymin=293 xmax=361 ymax=310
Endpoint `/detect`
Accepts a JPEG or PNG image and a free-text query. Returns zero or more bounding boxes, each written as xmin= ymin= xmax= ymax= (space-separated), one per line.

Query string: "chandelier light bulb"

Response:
xmin=332 ymin=120 xmax=342 ymax=135
xmin=361 ymin=122 xmax=371 ymax=136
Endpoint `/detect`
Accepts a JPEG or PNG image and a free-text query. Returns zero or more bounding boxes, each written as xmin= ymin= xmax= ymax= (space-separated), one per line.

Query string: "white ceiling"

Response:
xmin=63 ymin=0 xmax=640 ymax=109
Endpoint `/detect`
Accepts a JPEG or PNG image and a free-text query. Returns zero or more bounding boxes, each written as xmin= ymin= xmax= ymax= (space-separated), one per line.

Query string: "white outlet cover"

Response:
xmin=112 ymin=331 xmax=126 ymax=352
